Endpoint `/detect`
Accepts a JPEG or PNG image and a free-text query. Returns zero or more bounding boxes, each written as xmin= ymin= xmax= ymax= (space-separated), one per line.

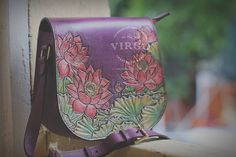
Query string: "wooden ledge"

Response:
xmin=35 ymin=127 xmax=234 ymax=157
xmin=109 ymin=140 xmax=226 ymax=157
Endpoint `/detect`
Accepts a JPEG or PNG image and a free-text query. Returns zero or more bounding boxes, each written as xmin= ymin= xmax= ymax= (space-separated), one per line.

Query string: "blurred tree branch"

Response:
xmin=109 ymin=0 xmax=236 ymax=103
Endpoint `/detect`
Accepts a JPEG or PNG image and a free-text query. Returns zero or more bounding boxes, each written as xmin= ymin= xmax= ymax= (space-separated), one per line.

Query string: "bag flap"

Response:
xmin=47 ymin=17 xmax=166 ymax=140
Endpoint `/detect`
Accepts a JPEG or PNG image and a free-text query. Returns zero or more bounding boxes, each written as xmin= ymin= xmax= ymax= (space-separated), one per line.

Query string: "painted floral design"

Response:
xmin=56 ymin=26 xmax=166 ymax=140
xmin=111 ymin=95 xmax=152 ymax=124
xmin=134 ymin=27 xmax=156 ymax=50
xmin=66 ymin=65 xmax=113 ymax=118
xmin=121 ymin=52 xmax=163 ymax=92
xmin=114 ymin=81 xmax=125 ymax=93
xmin=56 ymin=32 xmax=89 ymax=77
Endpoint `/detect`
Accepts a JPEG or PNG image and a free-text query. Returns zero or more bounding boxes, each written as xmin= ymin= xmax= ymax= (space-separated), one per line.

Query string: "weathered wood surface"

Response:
xmin=35 ymin=127 xmax=231 ymax=157
xmin=0 ymin=0 xmax=14 ymax=157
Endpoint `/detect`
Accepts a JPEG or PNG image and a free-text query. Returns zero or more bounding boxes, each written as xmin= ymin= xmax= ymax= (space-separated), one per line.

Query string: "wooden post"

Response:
xmin=0 ymin=0 xmax=14 ymax=156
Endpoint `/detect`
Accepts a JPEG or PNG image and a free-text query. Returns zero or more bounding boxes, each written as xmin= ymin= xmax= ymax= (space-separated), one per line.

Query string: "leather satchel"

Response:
xmin=24 ymin=13 xmax=169 ymax=157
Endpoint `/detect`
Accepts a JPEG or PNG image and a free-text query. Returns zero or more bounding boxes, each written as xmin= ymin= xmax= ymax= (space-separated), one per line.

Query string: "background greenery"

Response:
xmin=109 ymin=0 xmax=236 ymax=105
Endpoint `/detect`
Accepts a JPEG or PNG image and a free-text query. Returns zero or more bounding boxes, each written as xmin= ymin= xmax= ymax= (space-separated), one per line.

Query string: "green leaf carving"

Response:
xmin=144 ymin=85 xmax=166 ymax=101
xmin=122 ymin=85 xmax=135 ymax=95
xmin=74 ymin=116 xmax=98 ymax=139
xmin=57 ymin=77 xmax=73 ymax=94
xmin=93 ymin=109 xmax=110 ymax=127
xmin=93 ymin=122 xmax=114 ymax=139
xmin=111 ymin=95 xmax=152 ymax=125
xmin=147 ymin=42 xmax=160 ymax=60
xmin=142 ymin=97 xmax=166 ymax=128
xmin=58 ymin=94 xmax=83 ymax=132
xmin=114 ymin=121 xmax=137 ymax=131
xmin=57 ymin=78 xmax=65 ymax=94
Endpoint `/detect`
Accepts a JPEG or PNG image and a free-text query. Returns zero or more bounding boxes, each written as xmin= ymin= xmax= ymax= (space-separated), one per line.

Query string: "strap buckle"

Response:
xmin=134 ymin=124 xmax=159 ymax=144
xmin=40 ymin=45 xmax=51 ymax=60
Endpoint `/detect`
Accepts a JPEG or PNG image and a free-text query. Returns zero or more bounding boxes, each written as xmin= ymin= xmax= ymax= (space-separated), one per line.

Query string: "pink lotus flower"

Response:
xmin=121 ymin=52 xmax=163 ymax=92
xmin=114 ymin=81 xmax=125 ymax=93
xmin=134 ymin=27 xmax=156 ymax=50
xmin=55 ymin=32 xmax=89 ymax=77
xmin=66 ymin=66 xmax=113 ymax=118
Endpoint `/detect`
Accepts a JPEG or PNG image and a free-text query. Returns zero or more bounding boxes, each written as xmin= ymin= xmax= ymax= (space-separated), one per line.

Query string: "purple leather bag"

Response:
xmin=24 ymin=13 xmax=169 ymax=157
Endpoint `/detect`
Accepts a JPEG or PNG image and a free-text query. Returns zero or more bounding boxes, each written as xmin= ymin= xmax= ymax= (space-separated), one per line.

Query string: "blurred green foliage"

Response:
xmin=109 ymin=0 xmax=236 ymax=101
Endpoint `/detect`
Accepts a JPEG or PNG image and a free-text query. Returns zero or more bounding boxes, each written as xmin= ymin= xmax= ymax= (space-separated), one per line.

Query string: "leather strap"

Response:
xmin=48 ymin=128 xmax=168 ymax=157
xmin=24 ymin=49 xmax=49 ymax=157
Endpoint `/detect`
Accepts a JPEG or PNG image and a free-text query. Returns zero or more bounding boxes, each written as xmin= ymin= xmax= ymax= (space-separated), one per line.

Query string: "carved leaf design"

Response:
xmin=142 ymin=96 xmax=166 ymax=128
xmin=147 ymin=42 xmax=160 ymax=60
xmin=58 ymin=94 xmax=83 ymax=132
xmin=111 ymin=95 xmax=152 ymax=125
xmin=93 ymin=122 xmax=114 ymax=139
xmin=74 ymin=116 xmax=98 ymax=139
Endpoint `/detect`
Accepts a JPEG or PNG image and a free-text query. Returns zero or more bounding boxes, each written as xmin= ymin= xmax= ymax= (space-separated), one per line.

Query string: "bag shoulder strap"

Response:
xmin=24 ymin=46 xmax=50 ymax=156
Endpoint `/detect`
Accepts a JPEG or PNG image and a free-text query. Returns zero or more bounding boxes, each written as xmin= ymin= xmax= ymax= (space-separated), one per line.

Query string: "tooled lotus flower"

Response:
xmin=55 ymin=32 xmax=89 ymax=77
xmin=114 ymin=81 xmax=125 ymax=93
xmin=121 ymin=52 xmax=163 ymax=92
xmin=66 ymin=65 xmax=113 ymax=118
xmin=134 ymin=27 xmax=156 ymax=50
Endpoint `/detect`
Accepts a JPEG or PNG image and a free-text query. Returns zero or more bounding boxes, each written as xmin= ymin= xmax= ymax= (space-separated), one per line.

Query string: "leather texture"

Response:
xmin=52 ymin=17 xmax=167 ymax=140
xmin=24 ymin=14 xmax=169 ymax=157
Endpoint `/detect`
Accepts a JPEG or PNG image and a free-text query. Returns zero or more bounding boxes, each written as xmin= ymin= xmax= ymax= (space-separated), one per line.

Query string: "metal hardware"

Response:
xmin=47 ymin=45 xmax=51 ymax=60
xmin=40 ymin=45 xmax=51 ymax=60
xmin=134 ymin=124 xmax=159 ymax=144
